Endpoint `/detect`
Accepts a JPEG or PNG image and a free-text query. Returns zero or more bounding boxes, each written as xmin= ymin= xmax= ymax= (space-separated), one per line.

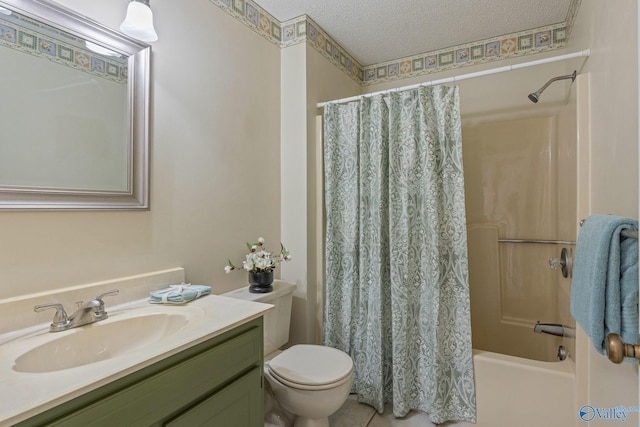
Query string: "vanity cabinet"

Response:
xmin=15 ymin=318 xmax=264 ymax=427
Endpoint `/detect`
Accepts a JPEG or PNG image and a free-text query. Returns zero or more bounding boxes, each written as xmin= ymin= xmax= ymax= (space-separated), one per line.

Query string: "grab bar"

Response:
xmin=498 ymin=238 xmax=576 ymax=245
xmin=499 ymin=229 xmax=636 ymax=245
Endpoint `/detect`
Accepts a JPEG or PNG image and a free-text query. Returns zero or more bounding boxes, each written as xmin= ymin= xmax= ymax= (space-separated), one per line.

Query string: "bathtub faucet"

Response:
xmin=534 ymin=321 xmax=576 ymax=338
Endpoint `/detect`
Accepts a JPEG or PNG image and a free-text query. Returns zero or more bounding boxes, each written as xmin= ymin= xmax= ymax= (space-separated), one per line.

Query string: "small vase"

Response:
xmin=249 ymin=270 xmax=274 ymax=293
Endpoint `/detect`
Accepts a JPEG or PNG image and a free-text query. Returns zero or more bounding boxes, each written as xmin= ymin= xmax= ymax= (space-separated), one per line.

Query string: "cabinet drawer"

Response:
xmin=165 ymin=366 xmax=263 ymax=427
xmin=47 ymin=324 xmax=262 ymax=426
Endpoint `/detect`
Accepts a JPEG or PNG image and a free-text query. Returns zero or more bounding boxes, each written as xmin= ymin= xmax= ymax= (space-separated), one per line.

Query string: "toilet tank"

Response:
xmin=223 ymin=280 xmax=295 ymax=356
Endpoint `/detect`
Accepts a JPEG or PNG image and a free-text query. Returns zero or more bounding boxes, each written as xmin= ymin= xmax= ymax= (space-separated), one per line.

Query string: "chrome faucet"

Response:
xmin=533 ymin=321 xmax=576 ymax=338
xmin=34 ymin=289 xmax=119 ymax=332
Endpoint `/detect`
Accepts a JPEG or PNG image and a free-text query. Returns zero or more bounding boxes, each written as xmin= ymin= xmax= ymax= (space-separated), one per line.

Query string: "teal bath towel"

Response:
xmin=570 ymin=215 xmax=639 ymax=358
xmin=149 ymin=282 xmax=211 ymax=304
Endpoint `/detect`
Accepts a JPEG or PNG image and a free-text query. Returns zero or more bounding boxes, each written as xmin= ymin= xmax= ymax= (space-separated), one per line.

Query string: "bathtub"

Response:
xmin=465 ymin=350 xmax=574 ymax=427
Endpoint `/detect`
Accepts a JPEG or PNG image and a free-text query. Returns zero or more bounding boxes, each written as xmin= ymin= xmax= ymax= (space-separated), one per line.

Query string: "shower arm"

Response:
xmin=528 ymin=70 xmax=577 ymax=103
xmin=536 ymin=71 xmax=576 ymax=93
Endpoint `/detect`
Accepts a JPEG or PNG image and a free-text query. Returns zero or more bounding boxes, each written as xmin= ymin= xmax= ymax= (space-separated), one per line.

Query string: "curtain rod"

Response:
xmin=316 ymin=49 xmax=591 ymax=108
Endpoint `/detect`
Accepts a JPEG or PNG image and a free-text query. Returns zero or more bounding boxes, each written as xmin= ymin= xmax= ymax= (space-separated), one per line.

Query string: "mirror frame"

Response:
xmin=0 ymin=0 xmax=150 ymax=210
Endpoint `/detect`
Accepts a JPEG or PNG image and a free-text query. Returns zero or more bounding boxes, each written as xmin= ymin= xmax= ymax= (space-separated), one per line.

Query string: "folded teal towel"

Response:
xmin=570 ymin=215 xmax=639 ymax=360
xmin=149 ymin=282 xmax=211 ymax=304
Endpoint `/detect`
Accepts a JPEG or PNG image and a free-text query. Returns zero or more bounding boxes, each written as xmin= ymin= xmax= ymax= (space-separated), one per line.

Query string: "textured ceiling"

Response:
xmin=255 ymin=0 xmax=573 ymax=66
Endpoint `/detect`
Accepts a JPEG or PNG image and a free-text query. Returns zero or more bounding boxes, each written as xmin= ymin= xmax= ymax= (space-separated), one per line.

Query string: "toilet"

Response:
xmin=224 ymin=280 xmax=353 ymax=427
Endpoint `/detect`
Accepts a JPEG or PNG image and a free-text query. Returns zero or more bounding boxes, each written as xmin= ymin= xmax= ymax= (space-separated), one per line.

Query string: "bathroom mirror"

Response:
xmin=0 ymin=0 xmax=149 ymax=209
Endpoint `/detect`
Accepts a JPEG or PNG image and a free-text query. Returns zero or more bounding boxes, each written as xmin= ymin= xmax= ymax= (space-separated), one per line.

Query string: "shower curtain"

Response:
xmin=323 ymin=86 xmax=476 ymax=424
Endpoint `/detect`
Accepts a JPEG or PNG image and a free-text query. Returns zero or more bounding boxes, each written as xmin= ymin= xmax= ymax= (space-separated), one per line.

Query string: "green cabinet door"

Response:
xmin=165 ymin=366 xmax=263 ymax=427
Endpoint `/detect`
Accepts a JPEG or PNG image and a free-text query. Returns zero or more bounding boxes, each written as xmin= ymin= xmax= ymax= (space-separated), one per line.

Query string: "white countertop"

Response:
xmin=0 ymin=294 xmax=272 ymax=426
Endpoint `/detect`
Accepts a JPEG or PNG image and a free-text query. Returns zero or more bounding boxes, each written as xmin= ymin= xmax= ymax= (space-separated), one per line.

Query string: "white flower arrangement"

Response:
xmin=225 ymin=237 xmax=291 ymax=274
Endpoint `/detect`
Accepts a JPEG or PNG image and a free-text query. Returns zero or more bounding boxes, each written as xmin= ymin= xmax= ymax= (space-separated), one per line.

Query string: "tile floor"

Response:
xmin=330 ymin=395 xmax=473 ymax=427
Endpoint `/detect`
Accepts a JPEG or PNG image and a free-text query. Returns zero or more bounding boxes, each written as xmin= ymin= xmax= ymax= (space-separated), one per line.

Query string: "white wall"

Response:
xmin=280 ymin=42 xmax=361 ymax=345
xmin=570 ymin=0 xmax=638 ymax=217
xmin=0 ymin=0 xmax=282 ymax=300
xmin=281 ymin=42 xmax=309 ymax=345
xmin=568 ymin=1 xmax=639 ymax=424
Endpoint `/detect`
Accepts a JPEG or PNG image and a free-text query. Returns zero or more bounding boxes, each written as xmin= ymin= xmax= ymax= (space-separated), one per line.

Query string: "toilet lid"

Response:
xmin=268 ymin=344 xmax=353 ymax=387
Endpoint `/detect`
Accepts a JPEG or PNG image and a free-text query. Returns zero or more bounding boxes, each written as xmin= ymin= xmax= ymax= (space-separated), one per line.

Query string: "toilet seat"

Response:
xmin=267 ymin=344 xmax=353 ymax=391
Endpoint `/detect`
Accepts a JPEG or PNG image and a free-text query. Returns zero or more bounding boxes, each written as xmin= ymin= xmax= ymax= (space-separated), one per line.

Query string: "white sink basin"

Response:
xmin=13 ymin=309 xmax=196 ymax=373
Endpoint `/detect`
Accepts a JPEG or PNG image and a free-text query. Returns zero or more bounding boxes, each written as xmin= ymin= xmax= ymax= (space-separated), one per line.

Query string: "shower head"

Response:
xmin=528 ymin=70 xmax=577 ymax=103
xmin=528 ymin=92 xmax=541 ymax=103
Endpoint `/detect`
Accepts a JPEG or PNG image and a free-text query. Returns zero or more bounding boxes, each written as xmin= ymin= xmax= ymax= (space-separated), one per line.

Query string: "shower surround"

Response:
xmin=463 ymin=114 xmax=577 ymax=362
xmin=459 ymin=112 xmax=577 ymax=426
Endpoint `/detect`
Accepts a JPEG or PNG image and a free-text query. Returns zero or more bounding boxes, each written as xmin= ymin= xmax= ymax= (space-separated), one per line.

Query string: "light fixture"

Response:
xmin=85 ymin=40 xmax=122 ymax=57
xmin=119 ymin=0 xmax=157 ymax=42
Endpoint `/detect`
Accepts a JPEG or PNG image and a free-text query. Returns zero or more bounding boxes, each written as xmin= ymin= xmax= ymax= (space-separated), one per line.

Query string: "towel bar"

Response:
xmin=579 ymin=219 xmax=638 ymax=239
xmin=605 ymin=333 xmax=640 ymax=363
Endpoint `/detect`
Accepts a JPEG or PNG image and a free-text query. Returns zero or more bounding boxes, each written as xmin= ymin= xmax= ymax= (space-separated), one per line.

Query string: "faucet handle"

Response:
xmin=548 ymin=257 xmax=565 ymax=269
xmin=548 ymin=247 xmax=572 ymax=278
xmin=94 ymin=289 xmax=119 ymax=319
xmin=96 ymin=289 xmax=119 ymax=301
xmin=34 ymin=303 xmax=70 ymax=332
